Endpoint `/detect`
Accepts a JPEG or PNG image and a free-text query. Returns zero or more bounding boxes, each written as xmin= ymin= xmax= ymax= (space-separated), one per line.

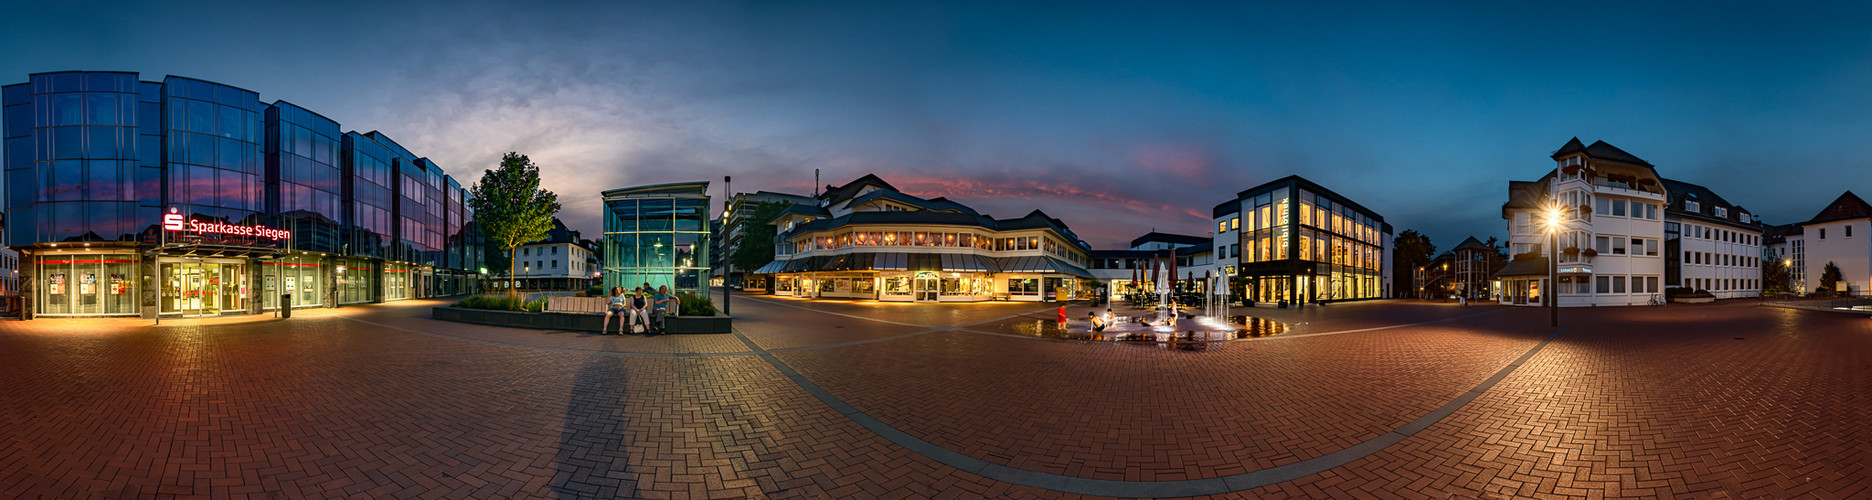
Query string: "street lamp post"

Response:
xmin=1542 ymin=202 xmax=1564 ymax=327
xmin=723 ymin=175 xmax=731 ymax=317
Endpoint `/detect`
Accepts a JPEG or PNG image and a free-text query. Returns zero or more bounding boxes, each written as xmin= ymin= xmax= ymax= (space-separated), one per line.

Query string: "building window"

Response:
xmin=1715 ymin=207 xmax=1727 ymax=218
xmin=1820 ymin=228 xmax=1826 ymax=239
xmin=1849 ymin=226 xmax=1854 ymax=238
xmin=1685 ymin=200 xmax=1700 ymax=212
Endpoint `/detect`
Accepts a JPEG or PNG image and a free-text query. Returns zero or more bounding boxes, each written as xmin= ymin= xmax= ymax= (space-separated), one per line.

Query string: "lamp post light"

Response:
xmin=723 ymin=175 xmax=731 ymax=316
xmin=1541 ymin=202 xmax=1565 ymax=327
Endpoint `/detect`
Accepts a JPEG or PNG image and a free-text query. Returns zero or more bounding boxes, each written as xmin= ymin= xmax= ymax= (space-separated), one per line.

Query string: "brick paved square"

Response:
xmin=1 ymin=296 xmax=1866 ymax=498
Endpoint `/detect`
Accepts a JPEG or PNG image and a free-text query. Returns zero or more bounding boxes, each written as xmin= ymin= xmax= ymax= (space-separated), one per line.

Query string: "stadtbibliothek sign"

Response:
xmin=161 ymin=208 xmax=292 ymax=241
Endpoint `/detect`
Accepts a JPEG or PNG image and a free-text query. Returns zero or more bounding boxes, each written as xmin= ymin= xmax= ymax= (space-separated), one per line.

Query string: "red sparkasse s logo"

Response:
xmin=162 ymin=212 xmax=185 ymax=231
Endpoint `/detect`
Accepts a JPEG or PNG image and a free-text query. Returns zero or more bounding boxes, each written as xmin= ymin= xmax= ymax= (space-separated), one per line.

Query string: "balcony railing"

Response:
xmin=1592 ymin=183 xmax=1665 ymax=201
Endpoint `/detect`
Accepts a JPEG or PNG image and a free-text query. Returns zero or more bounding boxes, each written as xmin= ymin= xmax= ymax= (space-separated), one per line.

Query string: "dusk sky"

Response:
xmin=7 ymin=1 xmax=1872 ymax=250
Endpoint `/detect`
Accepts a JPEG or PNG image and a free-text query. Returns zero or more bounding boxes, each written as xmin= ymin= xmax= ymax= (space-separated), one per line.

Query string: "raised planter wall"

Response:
xmin=432 ymin=307 xmax=733 ymax=334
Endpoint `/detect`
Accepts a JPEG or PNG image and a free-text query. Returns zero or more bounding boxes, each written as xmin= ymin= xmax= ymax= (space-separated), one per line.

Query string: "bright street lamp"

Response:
xmin=1540 ymin=202 xmax=1567 ymax=327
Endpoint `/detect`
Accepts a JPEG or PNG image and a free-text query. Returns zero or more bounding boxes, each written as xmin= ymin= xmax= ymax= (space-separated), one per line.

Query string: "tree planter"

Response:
xmin=432 ymin=307 xmax=733 ymax=334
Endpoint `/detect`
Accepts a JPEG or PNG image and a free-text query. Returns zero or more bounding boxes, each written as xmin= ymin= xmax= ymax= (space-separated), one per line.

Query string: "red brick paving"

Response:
xmin=1240 ymin=301 xmax=1872 ymax=499
xmin=1 ymin=296 xmax=1867 ymax=498
xmin=776 ymin=309 xmax=1545 ymax=482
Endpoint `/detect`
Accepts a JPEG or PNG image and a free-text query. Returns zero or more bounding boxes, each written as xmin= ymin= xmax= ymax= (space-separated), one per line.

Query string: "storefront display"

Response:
xmin=35 ymin=255 xmax=140 ymax=316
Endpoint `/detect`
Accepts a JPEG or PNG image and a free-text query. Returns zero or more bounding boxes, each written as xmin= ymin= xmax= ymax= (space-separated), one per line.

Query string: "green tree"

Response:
xmin=1819 ymin=261 xmax=1845 ymax=296
xmin=468 ymin=152 xmax=561 ymax=303
xmin=1761 ymin=258 xmax=1791 ymax=296
xmin=1391 ymin=229 xmax=1436 ymax=298
xmin=730 ymin=202 xmax=791 ymax=274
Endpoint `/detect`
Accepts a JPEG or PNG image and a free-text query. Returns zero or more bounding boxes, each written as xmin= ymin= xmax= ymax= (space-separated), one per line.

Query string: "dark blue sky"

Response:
xmin=7 ymin=1 xmax=1871 ymax=250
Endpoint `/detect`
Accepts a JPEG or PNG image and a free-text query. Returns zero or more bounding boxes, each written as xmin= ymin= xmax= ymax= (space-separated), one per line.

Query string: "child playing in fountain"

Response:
xmin=1088 ymin=311 xmax=1107 ymax=332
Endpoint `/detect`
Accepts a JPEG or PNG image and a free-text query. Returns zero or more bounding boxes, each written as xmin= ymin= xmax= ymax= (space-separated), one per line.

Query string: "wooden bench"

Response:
xmin=546 ymin=296 xmax=609 ymax=315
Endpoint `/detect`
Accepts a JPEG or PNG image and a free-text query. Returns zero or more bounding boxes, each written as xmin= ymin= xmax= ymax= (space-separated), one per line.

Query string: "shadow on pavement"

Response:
xmin=551 ymin=354 xmax=640 ymax=499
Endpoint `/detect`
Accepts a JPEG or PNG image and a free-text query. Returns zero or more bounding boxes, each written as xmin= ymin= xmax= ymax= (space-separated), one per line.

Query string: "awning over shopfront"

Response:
xmin=1492 ymin=256 xmax=1550 ymax=278
xmin=875 ymin=253 xmax=909 ymax=271
xmin=996 ymin=256 xmax=1095 ymax=279
xmin=752 ymin=260 xmax=789 ymax=274
xmin=781 ymin=258 xmax=814 ymax=273
xmin=819 ymin=253 xmax=877 ymax=272
xmin=939 ymin=253 xmax=997 ymax=273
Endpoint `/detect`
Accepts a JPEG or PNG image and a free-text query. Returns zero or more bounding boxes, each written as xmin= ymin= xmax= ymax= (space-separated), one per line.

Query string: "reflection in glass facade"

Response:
xmin=603 ymin=182 xmax=711 ymax=294
xmin=2 ymin=71 xmax=483 ymax=318
xmin=267 ymin=101 xmax=342 ymax=254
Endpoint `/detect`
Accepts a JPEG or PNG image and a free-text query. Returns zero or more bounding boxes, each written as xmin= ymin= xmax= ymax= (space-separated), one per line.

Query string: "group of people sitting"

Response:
xmin=600 ymin=284 xmax=681 ymax=335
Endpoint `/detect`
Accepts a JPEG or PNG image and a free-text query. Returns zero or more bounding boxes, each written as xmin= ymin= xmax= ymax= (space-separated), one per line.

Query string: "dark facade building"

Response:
xmin=2 ymin=71 xmax=482 ymax=318
xmin=1212 ymin=175 xmax=1389 ymax=305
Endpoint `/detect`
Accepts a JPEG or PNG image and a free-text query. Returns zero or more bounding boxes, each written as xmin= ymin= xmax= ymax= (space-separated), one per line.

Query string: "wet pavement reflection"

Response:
xmin=1001 ymin=314 xmax=1288 ymax=350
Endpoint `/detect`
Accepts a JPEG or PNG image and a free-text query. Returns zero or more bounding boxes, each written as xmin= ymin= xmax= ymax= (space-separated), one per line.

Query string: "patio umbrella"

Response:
xmin=1138 ymin=256 xmax=1153 ymax=288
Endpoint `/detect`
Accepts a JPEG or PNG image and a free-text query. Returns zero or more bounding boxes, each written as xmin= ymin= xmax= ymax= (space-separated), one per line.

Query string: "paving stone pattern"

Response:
xmin=0 ymin=295 xmax=1866 ymax=498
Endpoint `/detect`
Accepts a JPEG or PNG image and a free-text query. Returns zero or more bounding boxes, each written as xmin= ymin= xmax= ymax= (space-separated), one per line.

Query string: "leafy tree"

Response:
xmin=468 ymin=152 xmax=561 ymax=303
xmin=1391 ymin=229 xmax=1436 ymax=298
xmin=1819 ymin=261 xmax=1845 ymax=296
xmin=730 ymin=202 xmax=791 ymax=274
xmin=1761 ymin=258 xmax=1791 ymax=296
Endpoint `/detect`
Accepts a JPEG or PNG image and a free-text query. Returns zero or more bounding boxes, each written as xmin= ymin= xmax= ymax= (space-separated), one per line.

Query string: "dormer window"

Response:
xmin=1739 ymin=213 xmax=1750 ymax=223
xmin=1714 ymin=207 xmax=1727 ymax=218
xmin=1685 ymin=200 xmax=1700 ymax=212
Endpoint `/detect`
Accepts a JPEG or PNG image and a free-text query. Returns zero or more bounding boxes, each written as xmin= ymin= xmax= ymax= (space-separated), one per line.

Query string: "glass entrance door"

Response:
xmin=915 ymin=276 xmax=938 ymax=302
xmin=162 ymin=261 xmax=248 ymax=316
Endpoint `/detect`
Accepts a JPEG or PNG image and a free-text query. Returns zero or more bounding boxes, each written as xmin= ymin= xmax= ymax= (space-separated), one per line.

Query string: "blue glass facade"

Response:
xmin=2 ymin=71 xmax=483 ymax=318
xmin=602 ymin=182 xmax=712 ymax=294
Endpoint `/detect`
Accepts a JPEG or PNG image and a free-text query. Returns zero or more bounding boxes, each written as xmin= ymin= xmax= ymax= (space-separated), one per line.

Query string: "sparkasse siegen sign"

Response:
xmin=161 ymin=208 xmax=292 ymax=240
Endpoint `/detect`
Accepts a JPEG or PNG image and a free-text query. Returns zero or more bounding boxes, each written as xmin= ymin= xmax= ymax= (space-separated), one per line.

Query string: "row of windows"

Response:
xmin=1238 ymin=230 xmax=1381 ymax=269
xmin=1686 ymin=278 xmax=1756 ymax=292
xmin=778 ymin=229 xmax=1091 ymax=265
xmin=1687 ymin=251 xmax=1757 ymax=268
xmin=1593 ymin=236 xmax=1659 ymax=257
xmin=1221 ymin=192 xmax=1382 ymax=247
xmin=1680 ymin=223 xmax=1760 ymax=246
xmin=1594 ymin=197 xmax=1659 ymax=220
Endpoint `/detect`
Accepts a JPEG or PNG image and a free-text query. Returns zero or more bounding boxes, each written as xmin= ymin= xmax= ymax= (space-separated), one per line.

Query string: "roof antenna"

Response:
xmin=814 ymin=168 xmax=820 ymax=197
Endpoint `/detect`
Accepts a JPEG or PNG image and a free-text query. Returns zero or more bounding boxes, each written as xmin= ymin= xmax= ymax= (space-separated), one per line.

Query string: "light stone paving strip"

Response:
xmin=732 ymin=319 xmax=1565 ymax=497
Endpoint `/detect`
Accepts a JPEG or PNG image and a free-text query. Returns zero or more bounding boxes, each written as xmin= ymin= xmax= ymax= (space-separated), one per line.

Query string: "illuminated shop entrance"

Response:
xmin=160 ymin=259 xmax=248 ymax=317
xmin=914 ymin=273 xmax=939 ymax=302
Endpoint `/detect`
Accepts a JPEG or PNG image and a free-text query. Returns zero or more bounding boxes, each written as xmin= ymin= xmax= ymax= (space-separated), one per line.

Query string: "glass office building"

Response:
xmin=2 ymin=71 xmax=482 ymax=318
xmin=1213 ymin=175 xmax=1387 ymax=305
xmin=602 ymin=182 xmax=711 ymax=294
